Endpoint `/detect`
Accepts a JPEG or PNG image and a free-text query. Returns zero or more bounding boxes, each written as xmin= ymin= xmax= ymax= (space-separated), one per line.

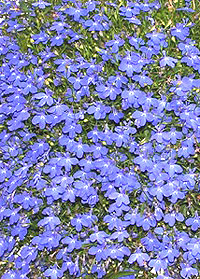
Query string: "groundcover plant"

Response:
xmin=0 ymin=0 xmax=200 ymax=278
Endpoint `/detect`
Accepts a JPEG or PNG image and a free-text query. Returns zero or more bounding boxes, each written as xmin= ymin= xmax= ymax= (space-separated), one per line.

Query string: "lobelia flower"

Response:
xmin=32 ymin=31 xmax=49 ymax=44
xmin=185 ymin=212 xmax=200 ymax=231
xmin=32 ymin=113 xmax=50 ymax=129
xmin=71 ymin=214 xmax=91 ymax=232
xmin=89 ymin=244 xmax=109 ymax=262
xmin=51 ymin=34 xmax=65 ymax=47
xmin=44 ymin=265 xmax=63 ymax=279
xmin=105 ymin=35 xmax=125 ymax=53
xmin=108 ymin=190 xmax=130 ymax=207
xmin=32 ymin=231 xmax=61 ymax=250
xmin=103 ymin=214 xmax=124 ymax=230
xmin=160 ymin=51 xmax=178 ymax=68
xmin=90 ymin=143 xmax=108 ymax=159
xmin=38 ymin=215 xmax=61 ymax=230
xmin=180 ymin=263 xmax=198 ymax=278
xmin=91 ymin=264 xmax=106 ymax=278
xmin=96 ymin=83 xmax=122 ymax=100
xmin=56 ymin=153 xmax=79 ymax=172
xmin=50 ymin=21 xmax=68 ymax=33
xmin=164 ymin=160 xmax=183 ymax=177
xmin=171 ymin=23 xmax=190 ymax=40
xmin=108 ymin=244 xmax=130 ymax=260
xmin=159 ymin=244 xmax=180 ymax=263
xmin=132 ymin=72 xmax=153 ymax=87
xmin=33 ymin=90 xmax=54 ymax=107
xmin=119 ymin=51 xmax=143 ymax=77
xmin=164 ymin=211 xmax=184 ymax=227
xmin=146 ymin=31 xmax=168 ymax=50
xmin=122 ymin=84 xmax=145 ymax=106
xmin=90 ymin=230 xmax=109 ymax=245
xmin=141 ymin=232 xmax=161 ymax=252
xmin=148 ymin=257 xmax=168 ymax=272
xmin=128 ymin=248 xmax=150 ymax=266
xmin=32 ymin=0 xmax=51 ymax=9
xmin=110 ymin=226 xmax=129 ymax=242
xmin=19 ymin=246 xmax=38 ymax=264
xmin=62 ymin=235 xmax=82 ymax=252
xmin=134 ymin=154 xmax=153 ymax=172
xmin=132 ymin=109 xmax=154 ymax=127
xmin=62 ymin=257 xmax=80 ymax=276
xmin=65 ymin=2 xmax=88 ymax=22
xmin=87 ymin=102 xmax=111 ymax=120
xmin=136 ymin=212 xmax=157 ymax=231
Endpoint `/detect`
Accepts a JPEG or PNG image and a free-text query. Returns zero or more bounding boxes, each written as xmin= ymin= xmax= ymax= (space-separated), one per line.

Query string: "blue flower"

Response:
xmin=159 ymin=245 xmax=180 ymax=263
xmin=87 ymin=102 xmax=111 ymax=120
xmin=32 ymin=231 xmax=61 ymax=250
xmin=160 ymin=53 xmax=178 ymax=68
xmin=32 ymin=31 xmax=49 ymax=44
xmin=51 ymin=34 xmax=64 ymax=47
xmin=62 ymin=257 xmax=80 ymax=276
xmin=164 ymin=161 xmax=183 ymax=177
xmin=141 ymin=233 xmax=160 ymax=252
xmin=132 ymin=72 xmax=153 ymax=87
xmin=129 ymin=35 xmax=145 ymax=49
xmin=164 ymin=211 xmax=184 ymax=226
xmin=90 ymin=230 xmax=108 ymax=245
xmin=33 ymin=91 xmax=54 ymax=107
xmin=128 ymin=248 xmax=150 ymax=266
xmin=44 ymin=185 xmax=65 ymax=202
xmin=123 ymin=16 xmax=141 ymax=25
xmin=171 ymin=23 xmax=190 ymax=40
xmin=2 ymin=271 xmax=20 ymax=279
xmin=91 ymin=264 xmax=106 ymax=278
xmin=185 ymin=212 xmax=200 ymax=231
xmin=38 ymin=215 xmax=61 ymax=230
xmin=118 ymin=272 xmax=135 ymax=279
xmin=187 ymin=238 xmax=200 ymax=257
xmin=180 ymin=263 xmax=198 ymax=278
xmin=108 ymin=190 xmax=130 ymax=207
xmin=89 ymin=143 xmax=107 ymax=159
xmin=50 ymin=21 xmax=68 ymax=32
xmin=65 ymin=2 xmax=88 ymax=22
xmin=89 ymin=245 xmax=109 ymax=262
xmin=134 ymin=155 xmax=153 ymax=172
xmin=57 ymin=154 xmax=78 ymax=172
xmin=44 ymin=265 xmax=63 ymax=279
xmin=62 ymin=235 xmax=82 ymax=252
xmin=146 ymin=31 xmax=168 ymax=49
xmin=122 ymin=84 xmax=145 ymax=106
xmin=96 ymin=83 xmax=122 ymax=100
xmin=32 ymin=0 xmax=51 ymax=8
xmin=103 ymin=214 xmax=123 ymax=230
xmin=110 ymin=227 xmax=129 ymax=242
xmin=119 ymin=52 xmax=143 ymax=76
xmin=148 ymin=257 xmax=168 ymax=272
xmin=108 ymin=244 xmax=130 ymax=260
xmin=108 ymin=72 xmax=128 ymax=88
xmin=20 ymin=246 xmax=38 ymax=263
xmin=84 ymin=17 xmax=105 ymax=31
xmin=0 ymin=237 xmax=8 ymax=257
xmin=132 ymin=109 xmax=154 ymax=127
xmin=105 ymin=35 xmax=125 ymax=53
xmin=32 ymin=113 xmax=48 ymax=129
xmin=71 ymin=214 xmax=91 ymax=232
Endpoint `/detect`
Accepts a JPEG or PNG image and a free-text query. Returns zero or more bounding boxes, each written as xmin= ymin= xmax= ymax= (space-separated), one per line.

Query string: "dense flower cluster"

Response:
xmin=0 ymin=0 xmax=200 ymax=278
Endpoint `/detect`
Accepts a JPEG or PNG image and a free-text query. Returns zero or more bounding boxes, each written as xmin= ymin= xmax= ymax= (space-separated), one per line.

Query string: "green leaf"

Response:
xmin=19 ymin=1 xmax=30 ymax=12
xmin=104 ymin=271 xmax=135 ymax=279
